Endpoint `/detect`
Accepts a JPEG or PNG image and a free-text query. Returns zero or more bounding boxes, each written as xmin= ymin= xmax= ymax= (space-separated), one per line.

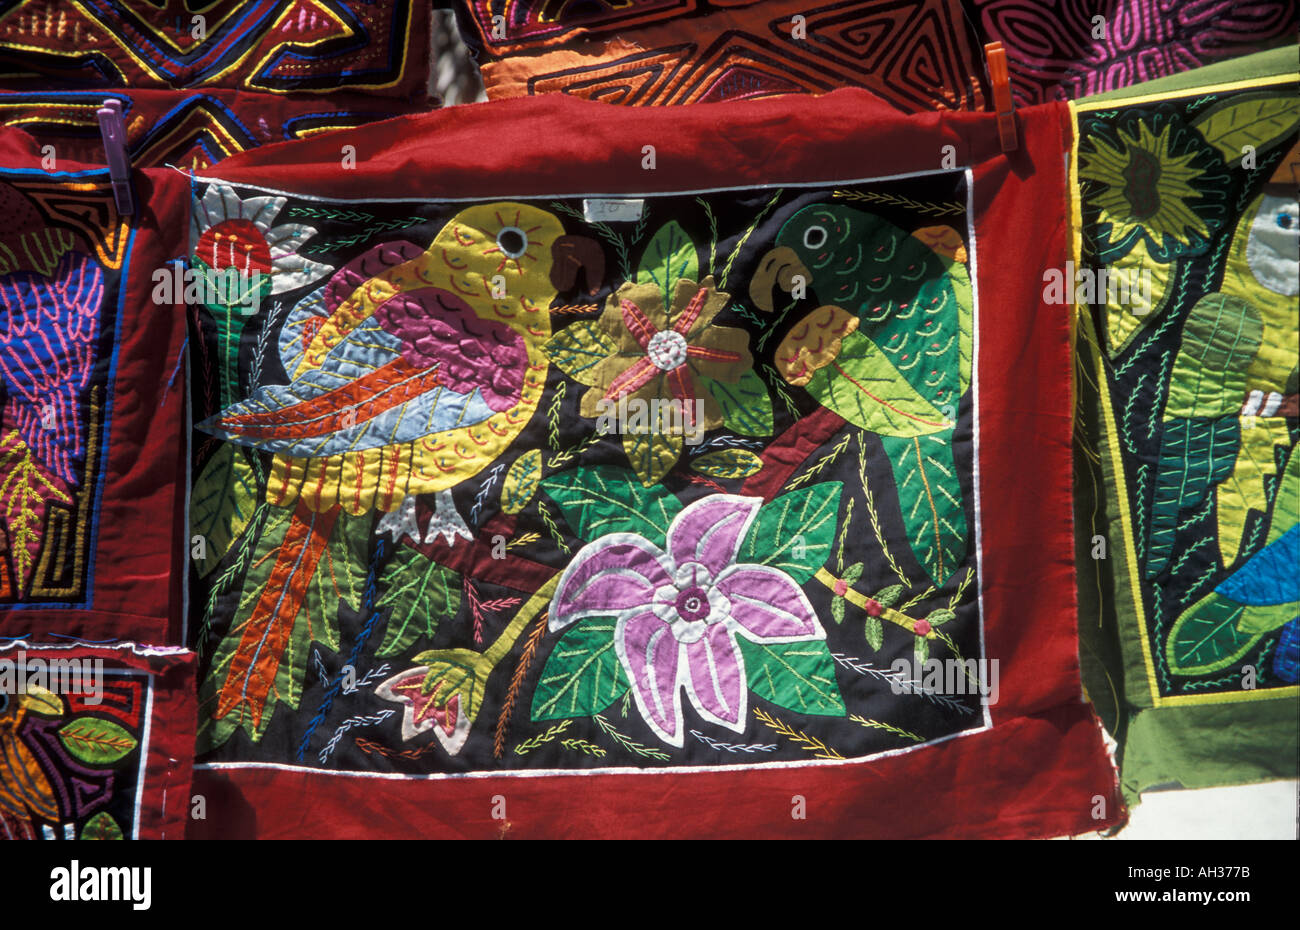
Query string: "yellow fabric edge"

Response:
xmin=1070 ymin=98 xmax=1162 ymax=707
xmin=1074 ymin=73 xmax=1299 ymax=113
xmin=1158 ymin=684 xmax=1300 ymax=707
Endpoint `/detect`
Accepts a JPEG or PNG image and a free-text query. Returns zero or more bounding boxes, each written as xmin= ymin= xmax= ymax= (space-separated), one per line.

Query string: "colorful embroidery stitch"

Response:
xmin=1073 ymin=71 xmax=1299 ymax=798
xmin=459 ymin=0 xmax=986 ymax=111
xmin=0 ymin=181 xmax=110 ymax=606
xmin=190 ymin=169 xmax=986 ymax=774
xmin=0 ymin=0 xmax=431 ymax=98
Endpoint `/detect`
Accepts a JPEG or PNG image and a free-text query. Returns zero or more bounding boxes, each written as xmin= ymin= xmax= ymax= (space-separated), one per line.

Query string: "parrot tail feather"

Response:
xmin=215 ymin=502 xmax=339 ymax=729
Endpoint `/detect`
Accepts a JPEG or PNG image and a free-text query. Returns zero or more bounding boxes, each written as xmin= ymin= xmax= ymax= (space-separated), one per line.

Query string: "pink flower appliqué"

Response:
xmin=550 ymin=494 xmax=824 ymax=747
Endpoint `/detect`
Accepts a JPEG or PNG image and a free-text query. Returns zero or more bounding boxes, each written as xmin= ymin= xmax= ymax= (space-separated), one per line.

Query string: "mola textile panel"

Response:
xmin=0 ymin=130 xmax=190 ymax=647
xmin=0 ymin=639 xmax=194 ymax=840
xmin=0 ymin=89 xmax=428 ymax=170
xmin=456 ymin=0 xmax=986 ymax=111
xmin=1071 ymin=56 xmax=1299 ymax=802
xmin=0 ymin=0 xmax=431 ymax=100
xmin=972 ymin=0 xmax=1298 ymax=106
xmin=185 ymin=87 xmax=1117 ymax=838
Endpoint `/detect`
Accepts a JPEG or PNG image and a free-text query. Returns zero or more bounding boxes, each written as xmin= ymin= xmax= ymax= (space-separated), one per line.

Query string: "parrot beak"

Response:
xmin=550 ymin=235 xmax=606 ymax=297
xmin=773 ymin=305 xmax=860 ymax=386
xmin=749 ymin=246 xmax=810 ymax=312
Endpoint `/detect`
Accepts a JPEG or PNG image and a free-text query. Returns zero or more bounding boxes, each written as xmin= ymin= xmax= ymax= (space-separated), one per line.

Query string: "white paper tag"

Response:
xmin=583 ymin=198 xmax=645 ymax=222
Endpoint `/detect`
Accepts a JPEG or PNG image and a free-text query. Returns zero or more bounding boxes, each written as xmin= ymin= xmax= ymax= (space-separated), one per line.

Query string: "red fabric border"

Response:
xmin=190 ymin=89 xmax=1118 ymax=839
xmin=0 ymin=145 xmax=190 ymax=647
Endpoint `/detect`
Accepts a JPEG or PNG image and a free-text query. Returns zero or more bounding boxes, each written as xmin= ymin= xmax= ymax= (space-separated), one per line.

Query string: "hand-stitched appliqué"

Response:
xmin=191 ymin=171 xmax=984 ymax=773
xmin=1076 ymin=87 xmax=1300 ymax=703
xmin=0 ymin=672 xmax=148 ymax=841
xmin=0 ymin=182 xmax=113 ymax=605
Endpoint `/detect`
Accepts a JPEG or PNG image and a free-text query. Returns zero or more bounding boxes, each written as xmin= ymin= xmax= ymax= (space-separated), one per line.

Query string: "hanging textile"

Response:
xmin=0 ymin=640 xmax=194 ymax=840
xmin=0 ymin=0 xmax=431 ymax=100
xmin=1072 ymin=51 xmax=1299 ymax=801
xmin=0 ymin=130 xmax=189 ymax=646
xmin=456 ymin=0 xmax=986 ymax=111
xmin=973 ymin=0 xmax=1298 ymax=106
xmin=184 ymin=87 xmax=1116 ymax=838
xmin=0 ymin=89 xmax=426 ymax=170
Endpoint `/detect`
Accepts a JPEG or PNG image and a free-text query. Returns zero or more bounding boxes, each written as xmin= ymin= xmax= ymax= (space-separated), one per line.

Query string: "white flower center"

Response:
xmin=646 ymin=329 xmax=688 ymax=371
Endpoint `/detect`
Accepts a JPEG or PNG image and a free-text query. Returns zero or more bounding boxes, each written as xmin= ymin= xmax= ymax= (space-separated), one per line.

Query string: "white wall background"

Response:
xmin=1068 ymin=780 xmax=1298 ymax=839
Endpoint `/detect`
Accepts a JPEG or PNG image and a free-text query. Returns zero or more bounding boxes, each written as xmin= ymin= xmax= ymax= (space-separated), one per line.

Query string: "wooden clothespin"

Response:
xmin=984 ymin=42 xmax=1017 ymax=153
xmin=97 ymin=98 xmax=134 ymax=215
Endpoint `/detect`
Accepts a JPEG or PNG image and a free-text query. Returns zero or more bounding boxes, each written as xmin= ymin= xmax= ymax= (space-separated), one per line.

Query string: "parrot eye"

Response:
xmin=803 ymin=225 xmax=828 ymax=250
xmin=497 ymin=227 xmax=528 ymax=258
xmin=1277 ymin=212 xmax=1294 ymax=231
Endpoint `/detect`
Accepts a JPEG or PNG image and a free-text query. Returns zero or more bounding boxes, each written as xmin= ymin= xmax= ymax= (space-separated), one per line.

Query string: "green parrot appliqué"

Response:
xmin=753 ymin=203 xmax=973 ymax=586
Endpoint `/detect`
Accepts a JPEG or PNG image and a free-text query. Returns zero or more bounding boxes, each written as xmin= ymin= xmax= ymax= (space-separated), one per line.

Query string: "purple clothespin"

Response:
xmin=97 ymin=98 xmax=133 ymax=215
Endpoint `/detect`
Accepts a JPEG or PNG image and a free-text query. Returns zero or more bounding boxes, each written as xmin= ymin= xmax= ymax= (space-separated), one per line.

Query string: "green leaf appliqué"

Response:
xmin=737 ymin=482 xmax=842 ymax=583
xmin=691 ymin=448 xmax=763 ymax=479
xmin=58 ymin=718 xmax=138 ymax=766
xmin=702 ymin=370 xmax=775 ymax=436
xmin=377 ymin=546 xmax=462 ymax=657
xmin=637 ymin=221 xmax=698 ymax=308
xmin=531 ymin=618 xmax=629 ymax=720
xmin=737 ymin=639 xmax=846 ymax=715
xmin=541 ymin=465 xmax=683 ymax=545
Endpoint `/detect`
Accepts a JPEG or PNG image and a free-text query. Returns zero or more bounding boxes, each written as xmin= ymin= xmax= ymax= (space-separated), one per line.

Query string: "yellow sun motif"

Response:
xmin=1080 ymin=121 xmax=1210 ymax=259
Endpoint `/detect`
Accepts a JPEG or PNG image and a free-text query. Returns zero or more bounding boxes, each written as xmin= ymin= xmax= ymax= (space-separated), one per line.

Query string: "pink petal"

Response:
xmin=616 ymin=609 xmax=683 ymax=747
xmin=664 ymin=365 xmax=698 ymax=423
xmin=667 ymin=494 xmax=761 ymax=578
xmin=683 ymin=625 xmax=745 ymax=729
xmin=552 ymin=536 xmax=671 ymax=626
xmin=603 ymin=355 xmax=658 ymax=401
xmin=671 ymin=286 xmax=709 ymax=335
xmin=620 ymin=298 xmax=658 ymax=349
xmin=716 ymin=565 xmax=823 ymax=641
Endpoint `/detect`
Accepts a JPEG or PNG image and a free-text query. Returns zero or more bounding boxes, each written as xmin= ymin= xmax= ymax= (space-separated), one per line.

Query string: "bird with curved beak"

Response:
xmin=197 ymin=202 xmax=604 ymax=742
xmin=750 ymin=203 xmax=974 ymax=587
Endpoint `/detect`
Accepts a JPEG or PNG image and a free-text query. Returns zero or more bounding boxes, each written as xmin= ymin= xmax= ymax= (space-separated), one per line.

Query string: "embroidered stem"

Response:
xmin=831 ymin=653 xmax=973 ymax=714
xmin=496 ymin=610 xmax=550 ymax=758
xmin=548 ymin=432 xmax=602 ymax=469
xmin=947 ymin=566 xmax=974 ymax=609
xmin=512 ymin=719 xmax=571 ymax=755
xmin=318 ymin=710 xmax=395 ymax=764
xmin=547 ymin=382 xmax=565 ymax=451
xmin=296 ymin=533 xmax=386 ymax=761
xmin=814 ymin=568 xmax=936 ymax=638
xmin=832 ymin=190 xmax=963 ymax=216
xmin=898 ymin=584 xmax=935 ymax=611
xmin=690 ymin=730 xmax=776 ymax=753
xmin=752 ymin=707 xmax=844 ymax=760
xmin=354 ymin=736 xmax=441 ymax=760
xmin=836 ymin=498 xmax=855 ymax=573
xmin=593 ymin=713 xmax=670 ymax=761
xmin=560 ymin=738 xmax=606 ymax=757
xmin=539 ymin=500 xmax=572 ymax=554
xmin=858 ymin=432 xmax=908 ymax=587
xmin=719 ymin=190 xmax=782 ymax=292
xmin=848 ymin=714 xmax=924 ymax=742
xmin=784 ymin=433 xmax=852 ymax=490
xmin=696 ymin=197 xmax=718 ymax=277
xmin=469 ymin=461 xmax=506 ymax=528
xmin=483 ymin=575 xmax=560 ymax=668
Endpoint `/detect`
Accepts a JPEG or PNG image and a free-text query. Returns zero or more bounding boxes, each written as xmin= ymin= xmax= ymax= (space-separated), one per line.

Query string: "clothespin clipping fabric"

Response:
xmin=984 ymin=43 xmax=1018 ymax=153
xmin=97 ymin=98 xmax=134 ymax=215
